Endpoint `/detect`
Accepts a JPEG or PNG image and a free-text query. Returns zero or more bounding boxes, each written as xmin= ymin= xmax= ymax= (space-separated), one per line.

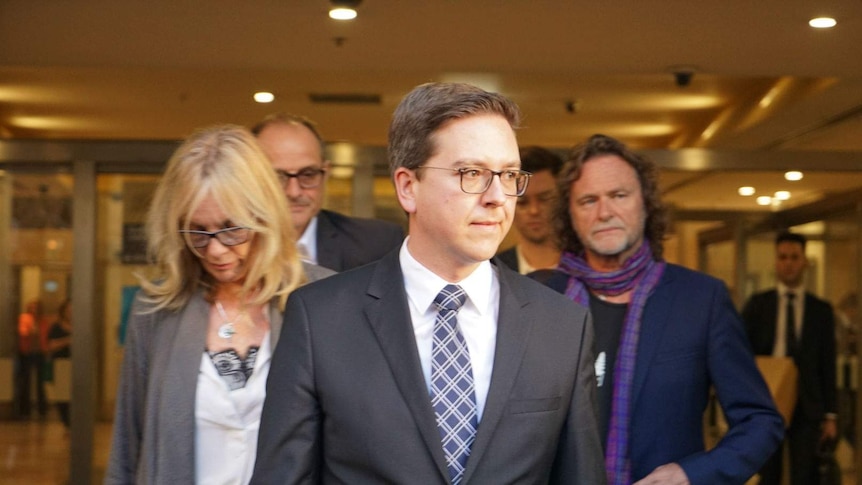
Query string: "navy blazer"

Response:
xmin=315 ymin=209 xmax=404 ymax=272
xmin=252 ymin=251 xmax=605 ymax=484
xmin=544 ymin=263 xmax=783 ymax=484
xmin=741 ymin=289 xmax=837 ymax=423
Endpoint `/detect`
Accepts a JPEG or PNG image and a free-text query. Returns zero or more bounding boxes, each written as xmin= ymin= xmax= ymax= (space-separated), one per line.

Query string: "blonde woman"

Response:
xmin=106 ymin=125 xmax=333 ymax=484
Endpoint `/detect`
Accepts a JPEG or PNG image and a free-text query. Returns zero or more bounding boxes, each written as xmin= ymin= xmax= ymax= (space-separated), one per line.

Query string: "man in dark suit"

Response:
xmin=497 ymin=146 xmax=563 ymax=275
xmin=541 ymin=134 xmax=783 ymax=484
xmin=253 ymin=113 xmax=404 ymax=271
xmin=251 ymin=83 xmax=604 ymax=484
xmin=742 ymin=231 xmax=838 ymax=485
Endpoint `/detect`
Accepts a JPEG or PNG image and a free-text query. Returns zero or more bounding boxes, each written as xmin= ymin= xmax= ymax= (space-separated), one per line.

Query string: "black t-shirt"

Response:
xmin=589 ymin=293 xmax=627 ymax=448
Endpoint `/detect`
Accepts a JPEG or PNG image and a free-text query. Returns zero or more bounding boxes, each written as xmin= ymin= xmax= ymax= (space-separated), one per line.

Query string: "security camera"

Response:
xmin=673 ymin=70 xmax=694 ymax=87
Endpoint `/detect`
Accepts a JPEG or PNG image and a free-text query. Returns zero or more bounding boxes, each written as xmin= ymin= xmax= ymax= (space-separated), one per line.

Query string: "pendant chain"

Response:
xmin=215 ymin=300 xmax=245 ymax=340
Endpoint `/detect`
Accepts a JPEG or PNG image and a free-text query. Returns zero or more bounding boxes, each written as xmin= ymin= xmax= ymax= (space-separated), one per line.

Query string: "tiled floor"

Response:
xmin=0 ymin=414 xmax=858 ymax=484
xmin=0 ymin=417 xmax=112 ymax=485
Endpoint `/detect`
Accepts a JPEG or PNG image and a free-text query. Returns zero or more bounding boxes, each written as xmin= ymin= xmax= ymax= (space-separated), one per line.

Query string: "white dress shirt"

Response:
xmin=772 ymin=282 xmax=804 ymax=358
xmin=195 ymin=332 xmax=271 ymax=485
xmin=399 ymin=238 xmax=499 ymax=422
xmin=297 ymin=216 xmax=319 ymax=264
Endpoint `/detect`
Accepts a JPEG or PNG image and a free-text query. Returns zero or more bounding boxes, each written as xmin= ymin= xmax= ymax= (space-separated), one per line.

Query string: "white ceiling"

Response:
xmin=1 ymin=0 xmax=862 ymax=212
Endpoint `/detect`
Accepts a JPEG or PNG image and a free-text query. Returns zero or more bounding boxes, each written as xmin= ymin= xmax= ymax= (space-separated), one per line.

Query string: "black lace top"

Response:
xmin=207 ymin=347 xmax=260 ymax=391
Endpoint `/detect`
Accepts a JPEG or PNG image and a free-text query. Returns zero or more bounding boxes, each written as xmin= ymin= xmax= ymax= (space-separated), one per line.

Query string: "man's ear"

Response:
xmin=322 ymin=160 xmax=332 ymax=179
xmin=393 ymin=167 xmax=418 ymax=214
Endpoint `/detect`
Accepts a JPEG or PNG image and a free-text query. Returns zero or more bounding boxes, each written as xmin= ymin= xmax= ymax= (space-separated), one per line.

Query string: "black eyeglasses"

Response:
xmin=275 ymin=168 xmax=326 ymax=189
xmin=418 ymin=166 xmax=532 ymax=197
xmin=178 ymin=227 xmax=251 ymax=249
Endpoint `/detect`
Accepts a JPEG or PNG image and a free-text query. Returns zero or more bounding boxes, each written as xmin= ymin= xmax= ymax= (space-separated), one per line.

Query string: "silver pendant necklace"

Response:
xmin=215 ymin=300 xmax=239 ymax=340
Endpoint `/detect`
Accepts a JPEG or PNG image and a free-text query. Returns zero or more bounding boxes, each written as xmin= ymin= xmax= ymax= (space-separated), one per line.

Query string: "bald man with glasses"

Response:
xmin=253 ymin=114 xmax=404 ymax=272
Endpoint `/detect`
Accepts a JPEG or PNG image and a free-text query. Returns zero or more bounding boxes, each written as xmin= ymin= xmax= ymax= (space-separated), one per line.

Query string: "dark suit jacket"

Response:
xmin=315 ymin=209 xmax=404 ymax=272
xmin=742 ymin=289 xmax=837 ymax=423
xmin=543 ymin=264 xmax=783 ymax=484
xmin=252 ymin=251 xmax=605 ymax=484
xmin=497 ymin=246 xmax=519 ymax=272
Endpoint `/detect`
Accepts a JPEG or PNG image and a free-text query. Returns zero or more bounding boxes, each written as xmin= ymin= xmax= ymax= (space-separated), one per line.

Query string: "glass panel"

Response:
xmin=0 ymin=169 xmax=74 ymax=483
xmin=823 ymin=214 xmax=860 ymax=470
xmin=96 ymin=173 xmax=160 ymax=411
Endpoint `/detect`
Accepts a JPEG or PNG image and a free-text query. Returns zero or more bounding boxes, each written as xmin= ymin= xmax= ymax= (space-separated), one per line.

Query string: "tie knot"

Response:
xmin=434 ymin=284 xmax=467 ymax=313
xmin=786 ymin=292 xmax=796 ymax=301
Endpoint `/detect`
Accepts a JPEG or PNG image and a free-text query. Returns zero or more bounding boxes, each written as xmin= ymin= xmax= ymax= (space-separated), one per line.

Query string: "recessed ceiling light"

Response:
xmin=738 ymin=186 xmax=756 ymax=196
xmin=784 ymin=171 xmax=803 ymax=181
xmin=254 ymin=92 xmax=275 ymax=103
xmin=329 ymin=7 xmax=357 ymax=20
xmin=774 ymin=190 xmax=791 ymax=200
xmin=809 ymin=17 xmax=837 ymax=28
xmin=756 ymin=196 xmax=773 ymax=206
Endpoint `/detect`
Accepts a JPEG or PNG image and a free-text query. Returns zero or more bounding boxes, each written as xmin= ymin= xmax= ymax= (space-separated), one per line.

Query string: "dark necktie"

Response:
xmin=786 ymin=292 xmax=797 ymax=358
xmin=430 ymin=284 xmax=476 ymax=485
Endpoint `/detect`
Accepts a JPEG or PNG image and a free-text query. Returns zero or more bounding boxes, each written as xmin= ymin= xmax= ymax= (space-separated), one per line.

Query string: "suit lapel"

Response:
xmin=800 ymin=292 xmax=816 ymax=346
xmin=363 ymin=252 xmax=450 ymax=482
xmin=764 ymin=291 xmax=779 ymax=350
xmin=461 ymin=266 xmax=532 ymax=484
xmin=631 ymin=269 xmax=673 ymax=406
xmin=315 ymin=210 xmax=343 ymax=271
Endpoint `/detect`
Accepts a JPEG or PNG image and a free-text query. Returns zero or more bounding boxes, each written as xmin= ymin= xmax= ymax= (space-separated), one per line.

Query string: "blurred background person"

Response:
xmin=543 ymin=134 xmax=782 ymax=483
xmin=106 ymin=125 xmax=332 ymax=484
xmin=742 ymin=231 xmax=838 ymax=485
xmin=16 ymin=299 xmax=48 ymax=418
xmin=47 ymin=298 xmax=73 ymax=428
xmin=497 ymin=146 xmax=563 ymax=274
xmin=253 ymin=113 xmax=404 ymax=271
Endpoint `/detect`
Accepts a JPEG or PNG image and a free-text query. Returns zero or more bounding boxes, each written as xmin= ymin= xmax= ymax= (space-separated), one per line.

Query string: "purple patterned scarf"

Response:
xmin=558 ymin=242 xmax=665 ymax=485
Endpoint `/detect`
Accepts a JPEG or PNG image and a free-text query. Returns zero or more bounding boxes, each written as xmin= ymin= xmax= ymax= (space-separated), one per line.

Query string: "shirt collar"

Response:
xmin=777 ymin=282 xmax=801 ymax=299
xmin=400 ymin=236 xmax=494 ymax=315
xmin=296 ymin=215 xmax=319 ymax=264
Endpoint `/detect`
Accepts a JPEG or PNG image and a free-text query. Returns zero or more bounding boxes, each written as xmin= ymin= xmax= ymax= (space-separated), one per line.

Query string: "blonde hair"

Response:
xmin=140 ymin=124 xmax=303 ymax=311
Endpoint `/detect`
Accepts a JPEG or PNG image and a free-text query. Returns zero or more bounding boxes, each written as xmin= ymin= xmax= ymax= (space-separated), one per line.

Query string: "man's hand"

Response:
xmin=633 ymin=463 xmax=690 ymax=485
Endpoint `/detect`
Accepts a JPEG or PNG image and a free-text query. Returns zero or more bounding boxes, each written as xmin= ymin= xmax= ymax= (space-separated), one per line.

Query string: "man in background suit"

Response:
xmin=742 ymin=231 xmax=838 ymax=485
xmin=541 ymin=134 xmax=783 ymax=484
xmin=251 ymin=82 xmax=604 ymax=484
xmin=253 ymin=113 xmax=404 ymax=271
xmin=497 ymin=146 xmax=563 ymax=274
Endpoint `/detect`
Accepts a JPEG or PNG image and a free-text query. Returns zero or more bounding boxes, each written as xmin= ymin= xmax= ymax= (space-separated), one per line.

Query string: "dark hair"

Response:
xmin=58 ymin=298 xmax=72 ymax=319
xmin=388 ymin=82 xmax=521 ymax=175
xmin=519 ymin=146 xmax=563 ymax=176
xmin=776 ymin=231 xmax=807 ymax=250
xmin=250 ymin=113 xmax=326 ymax=156
xmin=553 ymin=134 xmax=668 ymax=260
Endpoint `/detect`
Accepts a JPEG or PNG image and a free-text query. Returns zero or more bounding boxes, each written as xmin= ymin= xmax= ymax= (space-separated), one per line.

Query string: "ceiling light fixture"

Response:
xmin=254 ymin=92 xmax=275 ymax=103
xmin=774 ymin=190 xmax=791 ymax=200
xmin=784 ymin=170 xmax=803 ymax=181
xmin=809 ymin=17 xmax=837 ymax=28
xmin=738 ymin=186 xmax=756 ymax=196
xmin=329 ymin=0 xmax=361 ymax=20
xmin=756 ymin=196 xmax=772 ymax=206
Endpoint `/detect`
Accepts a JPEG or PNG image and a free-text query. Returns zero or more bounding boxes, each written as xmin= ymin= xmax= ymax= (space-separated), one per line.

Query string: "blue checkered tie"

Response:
xmin=431 ymin=284 xmax=476 ymax=485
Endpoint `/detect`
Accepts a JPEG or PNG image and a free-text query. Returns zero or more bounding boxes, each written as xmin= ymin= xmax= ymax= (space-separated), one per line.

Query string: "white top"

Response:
xmin=195 ymin=332 xmax=272 ymax=485
xmin=772 ymin=282 xmax=804 ymax=357
xmin=399 ymin=238 xmax=499 ymax=422
xmin=297 ymin=216 xmax=319 ymax=265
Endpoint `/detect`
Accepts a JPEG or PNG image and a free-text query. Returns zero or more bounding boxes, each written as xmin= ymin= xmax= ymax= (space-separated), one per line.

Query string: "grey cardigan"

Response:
xmin=105 ymin=262 xmax=334 ymax=484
